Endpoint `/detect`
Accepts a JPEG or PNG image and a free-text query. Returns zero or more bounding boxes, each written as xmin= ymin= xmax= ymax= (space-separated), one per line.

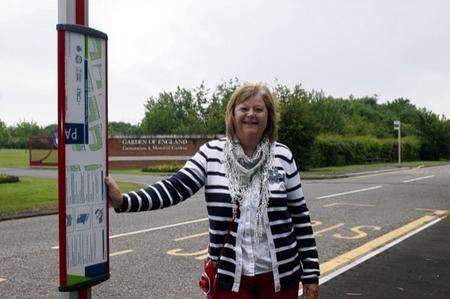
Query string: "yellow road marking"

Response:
xmin=110 ymin=249 xmax=133 ymax=257
xmin=174 ymin=231 xmax=208 ymax=241
xmin=310 ymin=220 xmax=322 ymax=227
xmin=195 ymin=254 xmax=209 ymax=260
xmin=166 ymin=248 xmax=208 ymax=257
xmin=314 ymin=223 xmax=344 ymax=236
xmin=320 ymin=214 xmax=436 ymax=275
xmin=415 ymin=208 xmax=448 ymax=216
xmin=0 ymin=277 xmax=5 ymax=283
xmin=333 ymin=225 xmax=381 ymax=240
xmin=323 ymin=202 xmax=375 ymax=208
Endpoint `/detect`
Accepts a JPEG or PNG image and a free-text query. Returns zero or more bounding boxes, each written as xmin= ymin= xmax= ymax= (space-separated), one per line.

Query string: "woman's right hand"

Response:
xmin=105 ymin=176 xmax=123 ymax=209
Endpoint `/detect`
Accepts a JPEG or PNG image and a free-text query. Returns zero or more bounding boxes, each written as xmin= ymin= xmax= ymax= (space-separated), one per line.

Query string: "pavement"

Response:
xmin=319 ymin=216 xmax=450 ymax=298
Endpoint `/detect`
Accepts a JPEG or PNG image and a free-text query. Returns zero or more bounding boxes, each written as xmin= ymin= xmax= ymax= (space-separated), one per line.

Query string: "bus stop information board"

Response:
xmin=57 ymin=24 xmax=109 ymax=292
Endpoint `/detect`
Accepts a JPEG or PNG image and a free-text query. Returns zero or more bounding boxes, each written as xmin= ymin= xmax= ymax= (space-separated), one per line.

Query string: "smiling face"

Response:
xmin=233 ymin=93 xmax=268 ymax=143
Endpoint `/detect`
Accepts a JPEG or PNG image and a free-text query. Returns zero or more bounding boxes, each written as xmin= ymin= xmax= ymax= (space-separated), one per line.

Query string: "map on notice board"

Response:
xmin=58 ymin=24 xmax=109 ymax=290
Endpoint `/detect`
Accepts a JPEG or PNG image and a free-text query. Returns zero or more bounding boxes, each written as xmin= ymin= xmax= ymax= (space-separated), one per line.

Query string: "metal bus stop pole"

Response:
xmin=58 ymin=1 xmax=91 ymax=298
xmin=394 ymin=120 xmax=401 ymax=165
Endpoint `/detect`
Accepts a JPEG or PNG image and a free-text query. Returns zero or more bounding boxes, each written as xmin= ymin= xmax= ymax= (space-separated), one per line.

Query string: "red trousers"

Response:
xmin=207 ymin=272 xmax=299 ymax=299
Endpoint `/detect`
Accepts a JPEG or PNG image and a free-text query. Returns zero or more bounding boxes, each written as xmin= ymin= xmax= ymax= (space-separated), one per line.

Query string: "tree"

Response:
xmin=275 ymin=84 xmax=318 ymax=170
xmin=108 ymin=122 xmax=141 ymax=136
xmin=141 ymin=85 xmax=208 ymax=135
xmin=0 ymin=119 xmax=10 ymax=147
xmin=204 ymin=79 xmax=240 ymax=134
xmin=416 ymin=109 xmax=446 ymax=160
xmin=310 ymin=96 xmax=346 ymax=135
xmin=8 ymin=121 xmax=42 ymax=148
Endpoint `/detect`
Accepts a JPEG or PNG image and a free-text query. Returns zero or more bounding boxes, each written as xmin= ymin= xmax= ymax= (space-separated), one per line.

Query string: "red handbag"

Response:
xmin=199 ymin=258 xmax=218 ymax=295
xmin=199 ymin=204 xmax=239 ymax=295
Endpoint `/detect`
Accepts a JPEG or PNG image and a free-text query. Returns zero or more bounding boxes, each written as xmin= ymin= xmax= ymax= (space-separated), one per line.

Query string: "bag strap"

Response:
xmin=212 ymin=202 xmax=240 ymax=267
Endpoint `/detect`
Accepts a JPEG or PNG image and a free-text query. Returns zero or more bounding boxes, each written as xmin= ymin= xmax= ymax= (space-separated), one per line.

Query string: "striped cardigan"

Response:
xmin=116 ymin=138 xmax=320 ymax=292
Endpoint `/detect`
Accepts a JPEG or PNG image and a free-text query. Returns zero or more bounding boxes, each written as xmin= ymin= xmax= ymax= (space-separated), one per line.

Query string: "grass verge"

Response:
xmin=0 ymin=149 xmax=30 ymax=168
xmin=0 ymin=177 xmax=143 ymax=216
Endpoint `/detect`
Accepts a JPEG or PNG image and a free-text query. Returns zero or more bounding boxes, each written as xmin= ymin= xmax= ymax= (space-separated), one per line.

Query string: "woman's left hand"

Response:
xmin=104 ymin=175 xmax=123 ymax=209
xmin=302 ymin=283 xmax=318 ymax=299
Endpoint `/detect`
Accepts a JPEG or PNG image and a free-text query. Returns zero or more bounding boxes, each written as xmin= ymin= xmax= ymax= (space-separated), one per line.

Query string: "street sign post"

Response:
xmin=394 ymin=120 xmax=401 ymax=164
xmin=57 ymin=1 xmax=109 ymax=298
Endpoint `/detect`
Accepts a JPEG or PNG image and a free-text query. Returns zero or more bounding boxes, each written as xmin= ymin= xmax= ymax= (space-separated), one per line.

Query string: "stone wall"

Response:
xmin=108 ymin=135 xmax=223 ymax=169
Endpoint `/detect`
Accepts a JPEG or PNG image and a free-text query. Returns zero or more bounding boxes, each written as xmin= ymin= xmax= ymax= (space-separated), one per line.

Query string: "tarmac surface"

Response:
xmin=0 ymin=165 xmax=448 ymax=298
xmin=319 ymin=216 xmax=450 ymax=298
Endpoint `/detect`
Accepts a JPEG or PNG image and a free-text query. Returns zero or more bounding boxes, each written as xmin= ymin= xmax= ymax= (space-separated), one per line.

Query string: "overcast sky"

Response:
xmin=1 ymin=0 xmax=450 ymax=126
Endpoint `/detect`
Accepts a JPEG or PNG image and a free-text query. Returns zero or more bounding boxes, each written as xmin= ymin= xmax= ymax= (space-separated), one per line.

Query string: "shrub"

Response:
xmin=142 ymin=163 xmax=182 ymax=173
xmin=0 ymin=173 xmax=19 ymax=184
xmin=309 ymin=135 xmax=422 ymax=167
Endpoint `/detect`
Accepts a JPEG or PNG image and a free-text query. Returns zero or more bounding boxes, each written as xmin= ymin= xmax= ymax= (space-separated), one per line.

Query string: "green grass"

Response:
xmin=110 ymin=168 xmax=172 ymax=177
xmin=0 ymin=148 xmax=57 ymax=168
xmin=0 ymin=149 xmax=30 ymax=168
xmin=0 ymin=177 xmax=143 ymax=216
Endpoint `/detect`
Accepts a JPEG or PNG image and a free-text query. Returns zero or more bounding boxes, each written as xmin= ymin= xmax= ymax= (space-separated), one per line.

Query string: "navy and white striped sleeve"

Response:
xmin=285 ymin=151 xmax=320 ymax=284
xmin=115 ymin=146 xmax=207 ymax=213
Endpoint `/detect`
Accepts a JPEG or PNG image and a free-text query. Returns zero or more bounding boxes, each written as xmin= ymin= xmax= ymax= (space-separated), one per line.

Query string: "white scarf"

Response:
xmin=223 ymin=137 xmax=274 ymax=242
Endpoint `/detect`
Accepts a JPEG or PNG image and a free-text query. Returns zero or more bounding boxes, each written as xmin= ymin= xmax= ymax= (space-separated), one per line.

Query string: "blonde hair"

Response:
xmin=226 ymin=82 xmax=278 ymax=143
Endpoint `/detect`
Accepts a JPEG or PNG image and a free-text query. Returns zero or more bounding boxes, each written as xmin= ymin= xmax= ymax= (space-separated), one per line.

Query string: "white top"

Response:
xmin=240 ymin=178 xmax=272 ymax=276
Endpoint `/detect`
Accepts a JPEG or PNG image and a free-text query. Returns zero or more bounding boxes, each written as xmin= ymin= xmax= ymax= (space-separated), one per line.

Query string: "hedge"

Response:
xmin=309 ymin=134 xmax=422 ymax=168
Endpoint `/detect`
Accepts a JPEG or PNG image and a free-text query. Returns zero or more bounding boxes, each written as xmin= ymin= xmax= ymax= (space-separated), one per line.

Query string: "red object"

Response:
xmin=206 ymin=272 xmax=299 ymax=299
xmin=78 ymin=289 xmax=88 ymax=299
xmin=105 ymin=37 xmax=110 ymax=275
xmin=199 ymin=259 xmax=218 ymax=295
xmin=57 ymin=28 xmax=67 ymax=287
xmin=75 ymin=0 xmax=85 ymax=25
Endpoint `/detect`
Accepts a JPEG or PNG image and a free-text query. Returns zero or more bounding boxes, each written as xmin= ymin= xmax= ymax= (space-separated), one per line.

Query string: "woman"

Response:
xmin=106 ymin=83 xmax=320 ymax=298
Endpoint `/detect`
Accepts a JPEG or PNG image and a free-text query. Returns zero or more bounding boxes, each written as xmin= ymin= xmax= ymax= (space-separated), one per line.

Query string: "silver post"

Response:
xmin=398 ymin=122 xmax=401 ymax=165
xmin=394 ymin=120 xmax=401 ymax=165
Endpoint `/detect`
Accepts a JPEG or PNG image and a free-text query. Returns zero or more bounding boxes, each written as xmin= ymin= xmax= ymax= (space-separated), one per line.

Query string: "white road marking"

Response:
xmin=350 ymin=168 xmax=411 ymax=179
xmin=323 ymin=202 xmax=375 ymax=208
xmin=403 ymin=175 xmax=435 ymax=183
xmin=110 ymin=217 xmax=208 ymax=239
xmin=51 ymin=217 xmax=209 ymax=249
xmin=0 ymin=277 xmax=5 ymax=283
xmin=316 ymin=186 xmax=383 ymax=199
xmin=110 ymin=249 xmax=133 ymax=257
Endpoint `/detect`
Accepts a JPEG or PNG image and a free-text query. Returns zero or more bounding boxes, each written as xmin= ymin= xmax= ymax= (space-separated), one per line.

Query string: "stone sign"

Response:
xmin=108 ymin=135 xmax=223 ymax=168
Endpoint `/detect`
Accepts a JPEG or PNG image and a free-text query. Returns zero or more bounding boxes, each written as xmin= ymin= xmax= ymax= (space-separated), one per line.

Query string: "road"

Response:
xmin=0 ymin=165 xmax=448 ymax=298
